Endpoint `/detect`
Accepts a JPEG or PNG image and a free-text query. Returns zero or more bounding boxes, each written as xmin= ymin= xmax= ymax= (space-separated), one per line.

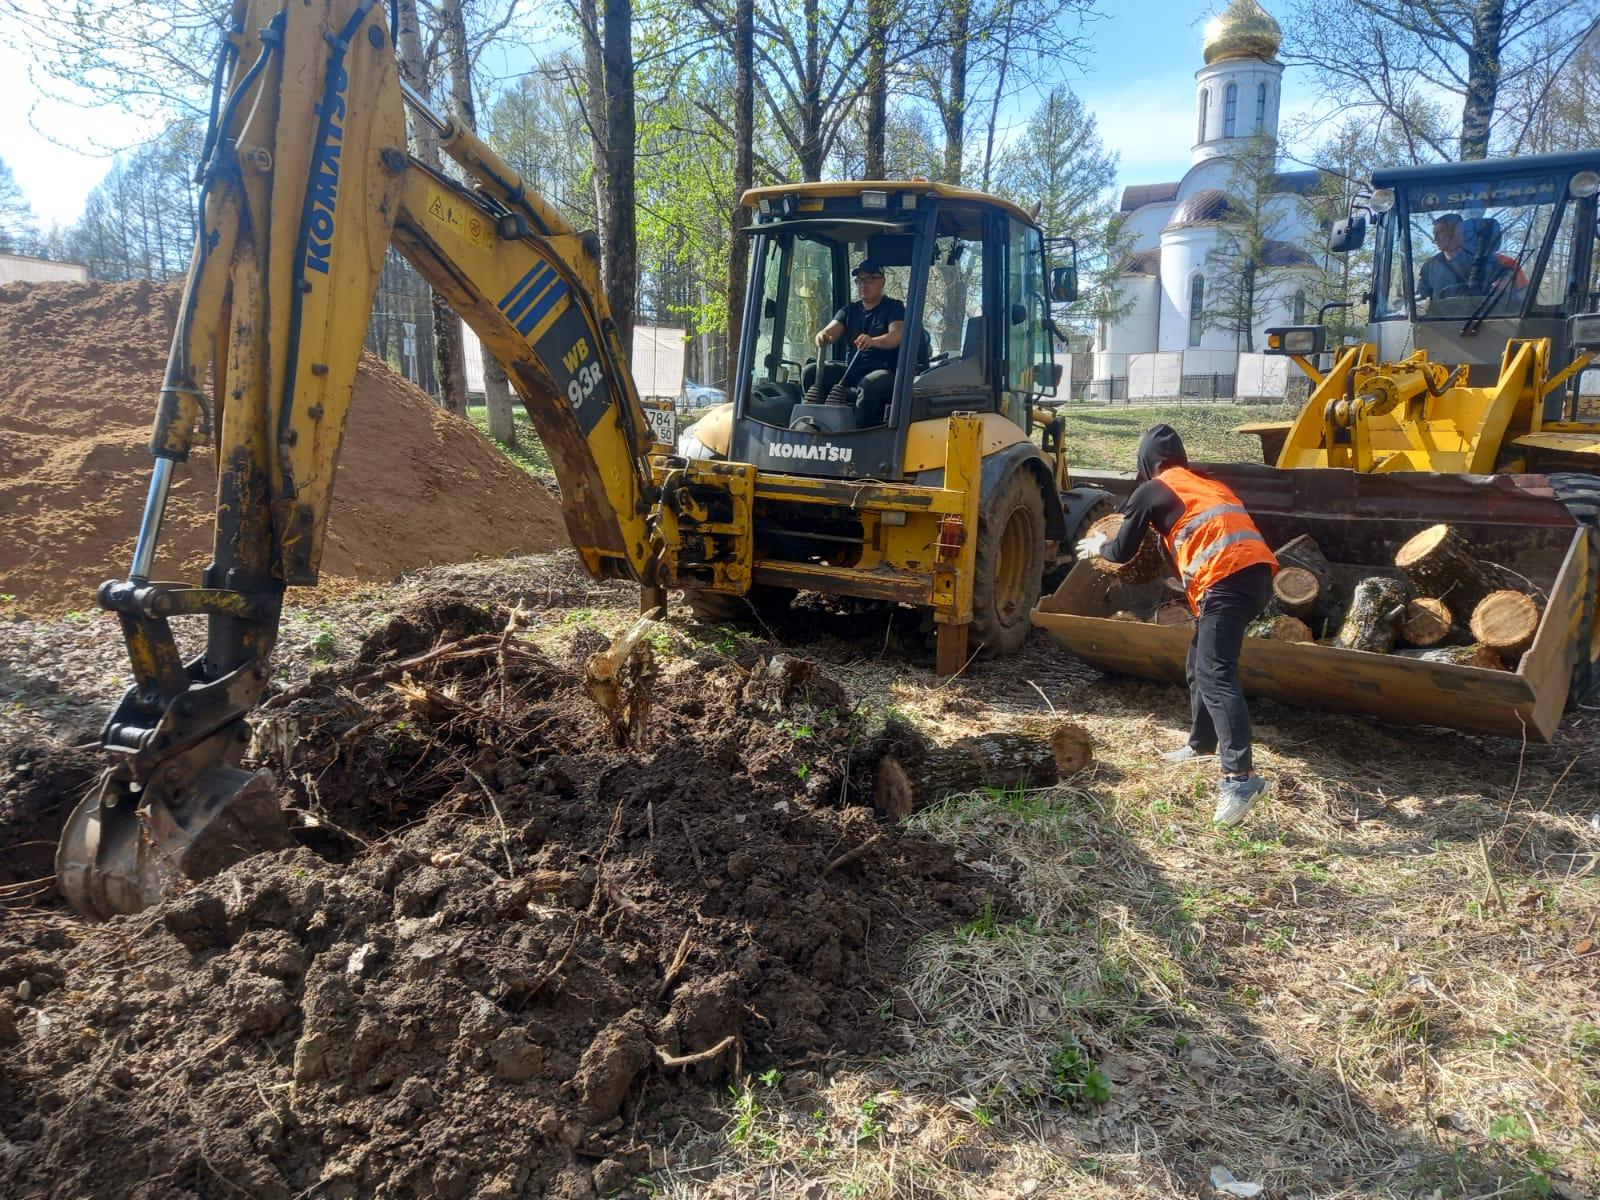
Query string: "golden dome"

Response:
xmin=1202 ymin=0 xmax=1282 ymax=64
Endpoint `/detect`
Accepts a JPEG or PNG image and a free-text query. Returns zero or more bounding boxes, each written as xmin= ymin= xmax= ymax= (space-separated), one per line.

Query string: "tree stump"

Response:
xmin=1247 ymin=614 xmax=1314 ymax=643
xmin=1397 ymin=598 xmax=1454 ymax=648
xmin=1395 ymin=524 xmax=1515 ymax=614
xmin=1469 ymin=590 xmax=1540 ymax=660
xmin=1334 ymin=576 xmax=1412 ymax=652
xmin=1273 ymin=533 xmax=1342 ymax=635
xmin=1271 ymin=566 xmax=1320 ymax=619
xmin=1395 ymin=644 xmax=1505 ymax=669
xmin=1088 ymin=513 xmax=1166 ymax=585
xmin=1153 ymin=601 xmax=1195 ymax=629
xmin=871 ymin=722 xmax=1093 ymax=818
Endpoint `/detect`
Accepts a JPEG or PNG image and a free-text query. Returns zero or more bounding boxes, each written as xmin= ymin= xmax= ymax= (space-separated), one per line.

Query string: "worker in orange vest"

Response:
xmin=1076 ymin=424 xmax=1278 ymax=826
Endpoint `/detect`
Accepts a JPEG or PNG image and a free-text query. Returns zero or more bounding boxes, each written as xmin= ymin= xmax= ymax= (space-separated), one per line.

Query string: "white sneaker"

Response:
xmin=1161 ymin=745 xmax=1218 ymax=764
xmin=1213 ymin=774 xmax=1269 ymax=827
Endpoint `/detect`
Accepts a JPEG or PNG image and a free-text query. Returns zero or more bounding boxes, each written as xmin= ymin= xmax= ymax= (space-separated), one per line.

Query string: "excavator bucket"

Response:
xmin=57 ymin=765 xmax=294 ymax=919
xmin=1032 ymin=466 xmax=1595 ymax=741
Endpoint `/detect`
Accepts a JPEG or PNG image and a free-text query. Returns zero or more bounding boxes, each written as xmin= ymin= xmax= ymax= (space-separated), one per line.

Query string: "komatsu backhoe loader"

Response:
xmin=59 ymin=0 xmax=1110 ymax=917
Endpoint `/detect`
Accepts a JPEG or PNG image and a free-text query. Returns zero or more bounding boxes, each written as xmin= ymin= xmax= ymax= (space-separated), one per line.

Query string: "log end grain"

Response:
xmin=1050 ymin=722 xmax=1094 ymax=777
xmin=1087 ymin=513 xmax=1166 ymax=585
xmin=1398 ymin=597 xmax=1453 ymax=648
xmin=871 ymin=756 xmax=915 ymax=820
xmin=1469 ymin=589 xmax=1540 ymax=659
xmin=1272 ymin=566 xmax=1319 ymax=618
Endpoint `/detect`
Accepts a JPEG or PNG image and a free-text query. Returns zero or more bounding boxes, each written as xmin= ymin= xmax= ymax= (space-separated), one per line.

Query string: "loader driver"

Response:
xmin=1417 ymin=213 xmax=1516 ymax=309
xmin=805 ymin=260 xmax=905 ymax=423
xmin=1075 ymin=424 xmax=1278 ymax=827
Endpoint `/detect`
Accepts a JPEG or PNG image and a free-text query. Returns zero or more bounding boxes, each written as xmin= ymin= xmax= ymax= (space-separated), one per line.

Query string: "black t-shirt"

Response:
xmin=833 ymin=297 xmax=906 ymax=373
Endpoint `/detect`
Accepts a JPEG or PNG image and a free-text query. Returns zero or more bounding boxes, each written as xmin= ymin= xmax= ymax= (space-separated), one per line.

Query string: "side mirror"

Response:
xmin=1049 ymin=265 xmax=1078 ymax=303
xmin=1038 ymin=362 xmax=1065 ymax=394
xmin=763 ymin=297 xmax=778 ymax=318
xmin=1264 ymin=325 xmax=1327 ymax=357
xmin=1328 ymin=216 xmax=1367 ymax=254
xmin=1011 ymin=303 xmax=1029 ymax=326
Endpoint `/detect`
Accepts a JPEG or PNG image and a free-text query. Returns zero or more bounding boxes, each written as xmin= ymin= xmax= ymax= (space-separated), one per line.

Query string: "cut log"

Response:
xmin=1271 ymin=567 xmax=1320 ymax=619
xmin=871 ymin=722 xmax=1092 ymax=816
xmin=1153 ymin=601 xmax=1195 ymax=629
xmin=1469 ymin=590 xmax=1540 ymax=660
xmin=1087 ymin=513 xmax=1167 ymax=585
xmin=1395 ymin=644 xmax=1505 ymax=669
xmin=1273 ymin=534 xmax=1342 ymax=635
xmin=1333 ymin=576 xmax=1413 ymax=653
xmin=1398 ymin=597 xmax=1454 ymax=648
xmin=1247 ymin=614 xmax=1314 ymax=643
xmin=1394 ymin=524 xmax=1515 ymax=614
xmin=1108 ymin=610 xmax=1142 ymax=622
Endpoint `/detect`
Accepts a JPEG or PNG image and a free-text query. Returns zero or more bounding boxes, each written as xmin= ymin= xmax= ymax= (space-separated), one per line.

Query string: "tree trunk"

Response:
xmin=1469 ymin=589 xmax=1539 ymax=659
xmin=1270 ymin=566 xmax=1319 ymax=620
xmin=1334 ymin=576 xmax=1412 ymax=653
xmin=942 ymin=0 xmax=970 ymax=185
xmin=576 ymin=0 xmax=610 ymax=256
xmin=1460 ymin=0 xmax=1506 ymax=160
xmin=1246 ymin=614 xmax=1313 ymax=643
xmin=871 ymin=721 xmax=1093 ymax=818
xmin=1398 ymin=597 xmax=1454 ymax=648
xmin=863 ymin=0 xmax=888 ymax=178
xmin=395 ymin=0 xmax=467 ymax=412
xmin=797 ymin=0 xmax=825 ymax=180
xmin=725 ymin=0 xmax=754 ymax=396
xmin=1394 ymin=524 xmax=1515 ymax=615
xmin=602 ymin=0 xmax=637 ymax=356
xmin=1273 ymin=533 xmax=1341 ymax=635
xmin=1396 ymin=644 xmax=1504 ymax=669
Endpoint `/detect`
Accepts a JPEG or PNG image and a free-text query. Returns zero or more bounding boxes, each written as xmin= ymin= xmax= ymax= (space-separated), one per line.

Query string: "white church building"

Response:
xmin=1090 ymin=0 xmax=1323 ymax=400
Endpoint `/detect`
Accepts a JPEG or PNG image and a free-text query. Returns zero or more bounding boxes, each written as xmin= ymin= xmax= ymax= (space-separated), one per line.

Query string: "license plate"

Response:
xmin=643 ymin=401 xmax=677 ymax=449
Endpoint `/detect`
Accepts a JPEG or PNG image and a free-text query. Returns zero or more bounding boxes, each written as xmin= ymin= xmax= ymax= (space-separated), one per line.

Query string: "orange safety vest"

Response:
xmin=1160 ymin=467 xmax=1277 ymax=611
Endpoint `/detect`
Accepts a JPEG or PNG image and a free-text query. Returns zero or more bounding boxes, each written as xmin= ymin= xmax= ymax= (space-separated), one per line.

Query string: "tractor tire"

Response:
xmin=1044 ymin=493 xmax=1116 ymax=593
xmin=970 ymin=469 xmax=1048 ymax=657
xmin=684 ymin=585 xmax=795 ymax=626
xmin=1548 ymin=472 xmax=1600 ymax=704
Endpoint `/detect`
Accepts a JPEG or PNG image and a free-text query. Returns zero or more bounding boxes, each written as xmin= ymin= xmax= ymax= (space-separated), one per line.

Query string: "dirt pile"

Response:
xmin=0 ymin=280 xmax=565 ymax=613
xmin=0 ymin=597 xmax=986 ymax=1199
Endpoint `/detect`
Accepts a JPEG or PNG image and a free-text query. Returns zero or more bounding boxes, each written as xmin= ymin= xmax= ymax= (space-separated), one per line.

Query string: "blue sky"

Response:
xmin=0 ymin=0 xmax=1316 ymax=231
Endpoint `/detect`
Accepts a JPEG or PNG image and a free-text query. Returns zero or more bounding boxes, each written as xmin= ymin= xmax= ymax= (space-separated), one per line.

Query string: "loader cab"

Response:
xmin=725 ymin=183 xmax=1057 ymax=479
xmin=1355 ymin=150 xmax=1600 ymax=414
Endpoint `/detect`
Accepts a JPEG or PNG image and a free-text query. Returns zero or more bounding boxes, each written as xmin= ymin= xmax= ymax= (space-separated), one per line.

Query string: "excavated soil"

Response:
xmin=0 ymin=596 xmax=987 ymax=1199
xmin=0 ymin=280 xmax=565 ymax=614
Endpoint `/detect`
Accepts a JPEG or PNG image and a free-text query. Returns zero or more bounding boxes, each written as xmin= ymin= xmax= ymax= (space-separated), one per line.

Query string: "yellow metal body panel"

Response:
xmin=1273 ymin=339 xmax=1600 ymax=475
xmin=901 ymin=412 xmax=1028 ymax=474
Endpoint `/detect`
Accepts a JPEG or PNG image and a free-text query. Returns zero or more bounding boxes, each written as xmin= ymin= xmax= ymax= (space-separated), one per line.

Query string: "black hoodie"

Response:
xmin=1104 ymin=424 xmax=1189 ymax=564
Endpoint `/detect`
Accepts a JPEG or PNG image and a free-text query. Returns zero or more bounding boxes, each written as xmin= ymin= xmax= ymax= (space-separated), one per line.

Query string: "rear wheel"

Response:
xmin=970 ymin=470 xmax=1047 ymax=657
xmin=1549 ymin=472 xmax=1600 ymax=703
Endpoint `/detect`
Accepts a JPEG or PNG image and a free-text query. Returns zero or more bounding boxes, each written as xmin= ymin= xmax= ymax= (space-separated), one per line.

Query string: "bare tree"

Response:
xmin=726 ymin=0 xmax=755 ymax=393
xmin=0 ymin=157 xmax=38 ymax=254
xmin=1282 ymin=0 xmax=1600 ymax=161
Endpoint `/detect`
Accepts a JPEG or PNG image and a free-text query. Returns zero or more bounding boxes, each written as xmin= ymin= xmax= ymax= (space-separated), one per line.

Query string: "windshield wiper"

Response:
xmin=1461 ymin=244 xmax=1534 ymax=337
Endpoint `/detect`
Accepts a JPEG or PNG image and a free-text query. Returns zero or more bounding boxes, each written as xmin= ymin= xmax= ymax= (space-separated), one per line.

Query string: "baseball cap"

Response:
xmin=851 ymin=260 xmax=884 ymax=277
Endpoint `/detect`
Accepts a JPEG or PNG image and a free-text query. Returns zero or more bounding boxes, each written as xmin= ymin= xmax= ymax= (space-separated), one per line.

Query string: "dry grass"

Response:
xmin=652 ymin=638 xmax=1600 ymax=1199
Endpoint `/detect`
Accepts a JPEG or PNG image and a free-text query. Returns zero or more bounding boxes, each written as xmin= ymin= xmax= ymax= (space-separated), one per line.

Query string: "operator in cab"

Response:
xmin=805 ymin=260 xmax=905 ymax=422
xmin=1075 ymin=425 xmax=1278 ymax=827
xmin=1417 ymin=213 xmax=1524 ymax=309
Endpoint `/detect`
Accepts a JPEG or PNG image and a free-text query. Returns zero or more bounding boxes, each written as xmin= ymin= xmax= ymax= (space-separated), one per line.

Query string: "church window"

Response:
xmin=1198 ymin=89 xmax=1209 ymax=142
xmin=1256 ymin=83 xmax=1268 ymax=129
xmin=1224 ymin=84 xmax=1237 ymax=137
xmin=1293 ymin=289 xmax=1307 ymax=324
xmin=1188 ymin=275 xmax=1205 ymax=347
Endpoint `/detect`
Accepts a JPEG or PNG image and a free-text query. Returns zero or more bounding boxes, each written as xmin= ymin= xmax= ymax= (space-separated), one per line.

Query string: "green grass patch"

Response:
xmin=466 ymin=404 xmax=555 ymax=477
xmin=1060 ymin=402 xmax=1297 ymax=470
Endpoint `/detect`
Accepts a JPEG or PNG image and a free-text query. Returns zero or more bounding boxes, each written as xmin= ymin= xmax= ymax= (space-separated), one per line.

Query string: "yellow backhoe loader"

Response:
xmin=59 ymin=0 xmax=1112 ymax=917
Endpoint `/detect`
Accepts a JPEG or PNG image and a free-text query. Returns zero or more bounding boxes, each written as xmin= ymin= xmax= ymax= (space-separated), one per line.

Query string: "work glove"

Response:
xmin=1075 ymin=531 xmax=1110 ymax=561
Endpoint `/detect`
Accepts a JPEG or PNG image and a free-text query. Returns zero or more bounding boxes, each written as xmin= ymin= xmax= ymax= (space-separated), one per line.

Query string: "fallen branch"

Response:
xmin=823 ymin=832 xmax=883 ymax=876
xmin=654 ymin=930 xmax=694 ymax=1002
xmin=655 ymin=1035 xmax=737 ymax=1068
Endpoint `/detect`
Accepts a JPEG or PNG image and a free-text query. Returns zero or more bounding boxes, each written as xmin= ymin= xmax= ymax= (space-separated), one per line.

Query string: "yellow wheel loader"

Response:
xmin=59 ymin=0 xmax=1111 ymax=917
xmin=1035 ymin=151 xmax=1600 ymax=741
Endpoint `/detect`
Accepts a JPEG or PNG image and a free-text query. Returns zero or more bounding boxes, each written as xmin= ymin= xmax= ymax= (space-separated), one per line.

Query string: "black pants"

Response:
xmin=801 ymin=361 xmax=894 ymax=423
xmin=1185 ymin=562 xmax=1273 ymax=774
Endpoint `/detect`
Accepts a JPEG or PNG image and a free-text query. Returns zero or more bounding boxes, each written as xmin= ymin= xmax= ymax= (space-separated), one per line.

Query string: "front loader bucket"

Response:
xmin=57 ymin=766 xmax=293 ymax=919
xmin=1032 ymin=466 xmax=1594 ymax=741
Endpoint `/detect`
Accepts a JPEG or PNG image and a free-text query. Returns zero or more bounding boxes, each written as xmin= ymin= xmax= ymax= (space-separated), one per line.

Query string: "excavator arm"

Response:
xmin=59 ymin=0 xmax=660 ymax=917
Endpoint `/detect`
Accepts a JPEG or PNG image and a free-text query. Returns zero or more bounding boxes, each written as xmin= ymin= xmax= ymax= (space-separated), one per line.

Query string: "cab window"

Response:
xmin=1005 ymin=219 xmax=1053 ymax=407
